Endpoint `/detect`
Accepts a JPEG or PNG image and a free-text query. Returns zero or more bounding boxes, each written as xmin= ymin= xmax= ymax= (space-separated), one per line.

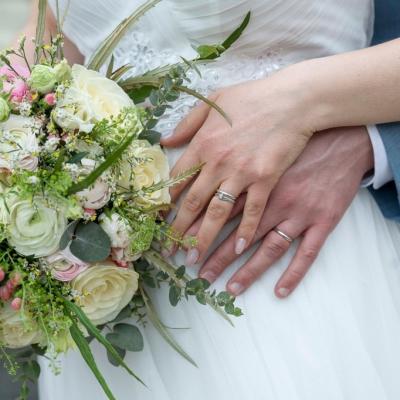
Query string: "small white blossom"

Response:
xmin=27 ymin=176 xmax=40 ymax=185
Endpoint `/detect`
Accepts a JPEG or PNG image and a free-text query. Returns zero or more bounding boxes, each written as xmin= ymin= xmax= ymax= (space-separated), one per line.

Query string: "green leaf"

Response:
xmin=34 ymin=0 xmax=48 ymax=64
xmin=88 ymin=0 xmax=163 ymax=71
xmin=108 ymin=324 xmax=144 ymax=352
xmin=20 ymin=360 xmax=41 ymax=382
xmin=111 ymin=64 xmax=133 ymax=82
xmin=59 ymin=220 xmax=79 ymax=250
xmin=221 ymin=12 xmax=251 ymax=52
xmin=69 ymin=222 xmax=111 ymax=263
xmin=127 ymin=85 xmax=154 ymax=104
xmin=66 ymin=152 xmax=89 ymax=164
xmin=106 ymin=341 xmax=126 ymax=367
xmin=139 ymin=129 xmax=161 ymax=145
xmin=67 ymin=133 xmax=137 ymax=195
xmin=169 ymin=285 xmax=181 ymax=307
xmin=69 ymin=320 xmax=116 ymax=400
xmin=106 ymin=55 xmax=115 ymax=79
xmin=111 ymin=305 xmax=132 ymax=323
xmin=64 ymin=300 xmax=146 ymax=386
xmin=140 ymin=287 xmax=198 ymax=367
xmin=175 ymin=85 xmax=232 ymax=126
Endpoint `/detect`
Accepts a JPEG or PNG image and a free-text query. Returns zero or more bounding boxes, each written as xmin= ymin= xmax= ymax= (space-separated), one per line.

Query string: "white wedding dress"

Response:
xmin=39 ymin=1 xmax=400 ymax=399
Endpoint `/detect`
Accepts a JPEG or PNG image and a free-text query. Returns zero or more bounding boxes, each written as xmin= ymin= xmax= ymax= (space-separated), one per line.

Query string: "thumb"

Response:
xmin=160 ymin=100 xmax=212 ymax=148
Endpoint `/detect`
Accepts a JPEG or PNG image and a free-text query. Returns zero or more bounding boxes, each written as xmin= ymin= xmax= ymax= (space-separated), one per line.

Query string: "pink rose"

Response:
xmin=10 ymin=80 xmax=29 ymax=103
xmin=44 ymin=93 xmax=56 ymax=106
xmin=47 ymin=247 xmax=89 ymax=282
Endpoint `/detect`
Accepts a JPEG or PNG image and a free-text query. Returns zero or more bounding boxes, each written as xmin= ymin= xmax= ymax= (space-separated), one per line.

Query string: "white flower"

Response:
xmin=0 ymin=115 xmax=39 ymax=172
xmin=0 ymin=305 xmax=42 ymax=348
xmin=53 ymin=65 xmax=133 ymax=133
xmin=7 ymin=196 xmax=67 ymax=258
xmin=71 ymin=261 xmax=139 ymax=325
xmin=44 ymin=136 xmax=60 ymax=152
xmin=99 ymin=213 xmax=131 ymax=248
xmin=76 ymin=159 xmax=111 ymax=210
xmin=119 ymin=141 xmax=171 ymax=206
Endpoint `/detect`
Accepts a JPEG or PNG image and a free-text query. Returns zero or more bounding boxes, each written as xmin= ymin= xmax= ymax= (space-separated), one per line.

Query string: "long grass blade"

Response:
xmin=70 ymin=320 xmax=116 ymax=400
xmin=34 ymin=0 xmax=48 ymax=64
xmin=67 ymin=133 xmax=137 ymax=195
xmin=139 ymin=287 xmax=198 ymax=367
xmin=65 ymin=300 xmax=146 ymax=386
xmin=88 ymin=0 xmax=162 ymax=71
xmin=175 ymin=85 xmax=232 ymax=126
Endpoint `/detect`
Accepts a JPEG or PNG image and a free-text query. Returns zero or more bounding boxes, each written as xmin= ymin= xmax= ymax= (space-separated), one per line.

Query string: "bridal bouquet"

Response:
xmin=0 ymin=1 xmax=248 ymax=399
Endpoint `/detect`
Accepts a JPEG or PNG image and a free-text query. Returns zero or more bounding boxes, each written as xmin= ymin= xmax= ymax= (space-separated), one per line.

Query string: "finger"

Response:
xmin=198 ymin=199 xmax=282 ymax=283
xmin=160 ymin=93 xmax=217 ymax=148
xmin=169 ymin=148 xmax=200 ymax=203
xmin=274 ymin=224 xmax=330 ymax=298
xmin=186 ymin=180 xmax=242 ymax=266
xmin=234 ymin=183 xmax=269 ymax=256
xmin=185 ymin=194 xmax=246 ymax=239
xmin=227 ymin=221 xmax=304 ymax=296
xmin=171 ymin=167 xmax=221 ymax=244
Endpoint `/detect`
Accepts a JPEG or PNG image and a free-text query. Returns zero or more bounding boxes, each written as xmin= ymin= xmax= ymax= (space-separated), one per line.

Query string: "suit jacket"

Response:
xmin=370 ymin=0 xmax=400 ymax=221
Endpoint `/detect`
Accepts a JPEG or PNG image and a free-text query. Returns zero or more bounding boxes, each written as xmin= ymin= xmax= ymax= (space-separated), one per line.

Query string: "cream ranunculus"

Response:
xmin=0 ymin=306 xmax=42 ymax=348
xmin=76 ymin=158 xmax=111 ymax=210
xmin=119 ymin=141 xmax=171 ymax=205
xmin=53 ymin=65 xmax=133 ymax=133
xmin=99 ymin=212 xmax=131 ymax=248
xmin=0 ymin=115 xmax=39 ymax=172
xmin=8 ymin=196 xmax=67 ymax=258
xmin=71 ymin=261 xmax=139 ymax=325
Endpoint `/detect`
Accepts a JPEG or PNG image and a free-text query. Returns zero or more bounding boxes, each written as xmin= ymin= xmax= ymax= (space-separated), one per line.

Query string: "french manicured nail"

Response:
xmin=186 ymin=248 xmax=200 ymax=266
xmin=229 ymin=282 xmax=245 ymax=296
xmin=200 ymin=271 xmax=216 ymax=283
xmin=235 ymin=238 xmax=247 ymax=255
xmin=277 ymin=287 xmax=290 ymax=298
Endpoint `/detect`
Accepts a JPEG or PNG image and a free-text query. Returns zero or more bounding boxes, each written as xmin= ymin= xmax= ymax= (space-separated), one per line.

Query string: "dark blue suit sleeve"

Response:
xmin=369 ymin=0 xmax=400 ymax=220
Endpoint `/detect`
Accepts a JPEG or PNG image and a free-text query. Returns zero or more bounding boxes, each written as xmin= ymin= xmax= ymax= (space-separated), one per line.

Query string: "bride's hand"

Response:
xmin=161 ymin=73 xmax=315 ymax=265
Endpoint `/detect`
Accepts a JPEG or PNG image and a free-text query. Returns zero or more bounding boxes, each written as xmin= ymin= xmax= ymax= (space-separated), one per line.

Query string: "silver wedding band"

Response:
xmin=215 ymin=189 xmax=237 ymax=204
xmin=273 ymin=227 xmax=294 ymax=243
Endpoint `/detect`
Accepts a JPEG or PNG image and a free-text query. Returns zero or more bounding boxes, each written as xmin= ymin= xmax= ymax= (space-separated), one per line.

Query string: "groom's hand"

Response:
xmin=191 ymin=127 xmax=374 ymax=298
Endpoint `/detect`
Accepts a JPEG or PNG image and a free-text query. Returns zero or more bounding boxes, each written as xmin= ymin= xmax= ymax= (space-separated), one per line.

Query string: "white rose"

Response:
xmin=54 ymin=65 xmax=133 ymax=132
xmin=0 ymin=115 xmax=39 ymax=172
xmin=76 ymin=159 xmax=111 ymax=210
xmin=119 ymin=141 xmax=171 ymax=205
xmin=99 ymin=213 xmax=131 ymax=248
xmin=71 ymin=261 xmax=139 ymax=325
xmin=8 ymin=196 xmax=67 ymax=257
xmin=0 ymin=306 xmax=42 ymax=348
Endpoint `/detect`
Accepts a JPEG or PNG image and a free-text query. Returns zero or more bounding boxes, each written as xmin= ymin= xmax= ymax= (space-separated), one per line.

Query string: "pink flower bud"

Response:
xmin=10 ymin=79 xmax=29 ymax=103
xmin=10 ymin=272 xmax=21 ymax=286
xmin=0 ymin=286 xmax=11 ymax=301
xmin=44 ymin=92 xmax=56 ymax=106
xmin=0 ymin=269 xmax=5 ymax=282
xmin=6 ymin=280 xmax=14 ymax=292
xmin=11 ymin=297 xmax=22 ymax=311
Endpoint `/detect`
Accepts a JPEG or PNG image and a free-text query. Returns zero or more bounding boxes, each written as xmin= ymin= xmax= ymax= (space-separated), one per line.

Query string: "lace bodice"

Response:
xmin=50 ymin=0 xmax=374 ymax=136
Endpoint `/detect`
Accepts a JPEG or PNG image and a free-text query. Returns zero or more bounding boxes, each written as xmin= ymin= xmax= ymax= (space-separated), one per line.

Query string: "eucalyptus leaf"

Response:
xmin=106 ymin=341 xmax=126 ymax=367
xmin=169 ymin=285 xmax=181 ymax=307
xmin=111 ymin=305 xmax=132 ymax=323
xmin=139 ymin=130 xmax=161 ymax=145
xmin=66 ymin=152 xmax=89 ymax=164
xmin=59 ymin=220 xmax=79 ymax=250
xmin=110 ymin=323 xmax=144 ymax=352
xmin=69 ymin=222 xmax=111 ymax=263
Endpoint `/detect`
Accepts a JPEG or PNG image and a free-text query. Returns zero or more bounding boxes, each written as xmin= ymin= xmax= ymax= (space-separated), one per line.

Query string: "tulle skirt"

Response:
xmin=39 ymin=190 xmax=400 ymax=400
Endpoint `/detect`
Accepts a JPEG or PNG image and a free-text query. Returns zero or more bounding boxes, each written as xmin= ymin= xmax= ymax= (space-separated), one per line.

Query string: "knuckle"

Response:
xmin=207 ymin=201 xmax=229 ymax=219
xmin=183 ymin=192 xmax=203 ymax=213
xmin=210 ymin=254 xmax=232 ymax=272
xmin=287 ymin=268 xmax=305 ymax=282
xmin=301 ymin=246 xmax=319 ymax=261
xmin=262 ymin=239 xmax=287 ymax=258
xmin=240 ymin=268 xmax=260 ymax=285
xmin=245 ymin=201 xmax=265 ymax=218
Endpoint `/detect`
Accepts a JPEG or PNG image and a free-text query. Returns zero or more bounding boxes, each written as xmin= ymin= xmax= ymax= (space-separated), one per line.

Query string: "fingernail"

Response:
xmin=186 ymin=248 xmax=200 ymax=266
xmin=277 ymin=287 xmax=290 ymax=298
xmin=200 ymin=271 xmax=216 ymax=283
xmin=228 ymin=282 xmax=245 ymax=296
xmin=235 ymin=238 xmax=247 ymax=255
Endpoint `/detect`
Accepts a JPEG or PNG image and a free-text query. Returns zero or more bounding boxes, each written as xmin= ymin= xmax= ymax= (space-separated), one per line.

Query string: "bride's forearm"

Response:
xmin=284 ymin=39 xmax=400 ymax=133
